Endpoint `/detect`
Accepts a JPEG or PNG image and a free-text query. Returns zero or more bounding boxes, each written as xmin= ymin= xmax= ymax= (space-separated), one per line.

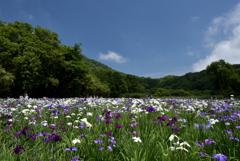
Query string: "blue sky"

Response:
xmin=1 ymin=0 xmax=240 ymax=78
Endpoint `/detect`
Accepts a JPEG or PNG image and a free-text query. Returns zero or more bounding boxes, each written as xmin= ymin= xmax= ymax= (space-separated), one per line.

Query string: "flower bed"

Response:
xmin=0 ymin=97 xmax=239 ymax=160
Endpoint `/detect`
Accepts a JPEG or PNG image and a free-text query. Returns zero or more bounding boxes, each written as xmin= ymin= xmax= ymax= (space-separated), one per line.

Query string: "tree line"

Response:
xmin=1 ymin=21 xmax=240 ymax=98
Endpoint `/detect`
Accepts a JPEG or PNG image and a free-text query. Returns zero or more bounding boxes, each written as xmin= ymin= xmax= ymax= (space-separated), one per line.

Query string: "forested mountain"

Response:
xmin=82 ymin=55 xmax=116 ymax=72
xmin=0 ymin=20 xmax=240 ymax=98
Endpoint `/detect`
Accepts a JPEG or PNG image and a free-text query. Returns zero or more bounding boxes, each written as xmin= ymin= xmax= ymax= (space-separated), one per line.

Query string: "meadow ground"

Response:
xmin=0 ymin=97 xmax=239 ymax=161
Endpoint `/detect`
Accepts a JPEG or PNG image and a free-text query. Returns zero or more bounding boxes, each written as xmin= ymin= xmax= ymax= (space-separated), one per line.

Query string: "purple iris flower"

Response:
xmin=100 ymin=134 xmax=106 ymax=137
xmin=13 ymin=126 xmax=34 ymax=139
xmin=94 ymin=138 xmax=104 ymax=144
xmin=199 ymin=152 xmax=209 ymax=156
xmin=1 ymin=114 xmax=12 ymax=119
xmin=172 ymin=126 xmax=180 ymax=131
xmin=115 ymin=124 xmax=123 ymax=128
xmin=115 ymin=114 xmax=122 ymax=119
xmin=146 ymin=106 xmax=156 ymax=112
xmin=30 ymin=117 xmax=37 ymax=120
xmin=79 ymin=125 xmax=84 ymax=129
xmin=205 ymin=138 xmax=216 ymax=145
xmin=108 ymin=145 xmax=113 ymax=152
xmin=65 ymin=146 xmax=77 ymax=152
xmin=129 ymin=122 xmax=140 ymax=127
xmin=3 ymin=128 xmax=11 ymax=134
xmin=3 ymin=121 xmax=12 ymax=127
xmin=104 ymin=120 xmax=112 ymax=124
xmin=48 ymin=132 xmax=62 ymax=142
xmin=26 ymin=134 xmax=37 ymax=141
xmin=225 ymin=129 xmax=233 ymax=135
xmin=108 ymin=131 xmax=114 ymax=136
xmin=99 ymin=147 xmax=104 ymax=151
xmin=230 ymin=136 xmax=239 ymax=142
xmin=236 ymin=125 xmax=240 ymax=129
xmin=14 ymin=145 xmax=25 ymax=154
xmin=70 ymin=156 xmax=81 ymax=161
xmin=96 ymin=117 xmax=102 ymax=121
xmin=212 ymin=153 xmax=227 ymax=161
xmin=171 ymin=116 xmax=178 ymax=123
xmin=50 ymin=125 xmax=56 ymax=130
xmin=129 ymin=114 xmax=135 ymax=119
xmin=196 ymin=141 xmax=204 ymax=148
xmin=166 ymin=121 xmax=174 ymax=126
xmin=131 ymin=131 xmax=138 ymax=135
xmin=158 ymin=116 xmax=169 ymax=122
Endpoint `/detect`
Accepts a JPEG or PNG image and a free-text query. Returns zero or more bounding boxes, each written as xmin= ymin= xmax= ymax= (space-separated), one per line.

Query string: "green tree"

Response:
xmin=0 ymin=21 xmax=89 ymax=98
xmin=206 ymin=59 xmax=239 ymax=98
xmin=0 ymin=65 xmax=15 ymax=97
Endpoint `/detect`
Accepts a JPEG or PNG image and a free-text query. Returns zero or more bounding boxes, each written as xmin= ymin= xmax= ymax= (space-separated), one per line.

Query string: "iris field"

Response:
xmin=0 ymin=97 xmax=239 ymax=161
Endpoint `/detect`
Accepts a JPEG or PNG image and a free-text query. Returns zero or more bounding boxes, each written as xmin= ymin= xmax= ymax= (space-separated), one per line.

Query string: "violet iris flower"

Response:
xmin=65 ymin=146 xmax=77 ymax=152
xmin=115 ymin=114 xmax=122 ymax=119
xmin=94 ymin=138 xmax=104 ymax=144
xmin=171 ymin=116 xmax=178 ymax=123
xmin=199 ymin=152 xmax=209 ymax=156
xmin=146 ymin=106 xmax=156 ymax=112
xmin=131 ymin=131 xmax=138 ymax=135
xmin=166 ymin=121 xmax=174 ymax=126
xmin=14 ymin=145 xmax=25 ymax=154
xmin=212 ymin=153 xmax=227 ymax=161
xmin=129 ymin=122 xmax=140 ymax=127
xmin=50 ymin=125 xmax=56 ymax=130
xmin=96 ymin=117 xmax=102 ymax=121
xmin=205 ymin=138 xmax=216 ymax=145
xmin=104 ymin=120 xmax=112 ymax=124
xmin=70 ymin=156 xmax=81 ymax=161
xmin=108 ymin=131 xmax=114 ymax=136
xmin=115 ymin=124 xmax=123 ymax=128
xmin=3 ymin=121 xmax=12 ymax=127
xmin=196 ymin=141 xmax=204 ymax=148
xmin=225 ymin=129 xmax=232 ymax=135
xmin=37 ymin=132 xmax=51 ymax=137
xmin=1 ymin=114 xmax=12 ymax=119
xmin=13 ymin=126 xmax=34 ymax=139
xmin=158 ymin=116 xmax=169 ymax=122
xmin=129 ymin=114 xmax=135 ymax=119
xmin=230 ymin=136 xmax=239 ymax=142
xmin=172 ymin=126 xmax=180 ymax=131
xmin=26 ymin=134 xmax=37 ymax=141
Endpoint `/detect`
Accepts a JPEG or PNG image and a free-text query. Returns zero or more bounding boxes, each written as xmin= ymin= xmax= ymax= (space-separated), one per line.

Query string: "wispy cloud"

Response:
xmin=19 ymin=11 xmax=34 ymax=20
xmin=192 ymin=2 xmax=240 ymax=72
xmin=187 ymin=51 xmax=194 ymax=56
xmin=191 ymin=16 xmax=199 ymax=21
xmin=99 ymin=51 xmax=128 ymax=63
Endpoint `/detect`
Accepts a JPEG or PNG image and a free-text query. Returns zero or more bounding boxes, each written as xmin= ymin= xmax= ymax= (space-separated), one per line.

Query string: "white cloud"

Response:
xmin=187 ymin=51 xmax=194 ymax=56
xmin=192 ymin=2 xmax=240 ymax=72
xmin=191 ymin=16 xmax=199 ymax=21
xmin=99 ymin=51 xmax=128 ymax=63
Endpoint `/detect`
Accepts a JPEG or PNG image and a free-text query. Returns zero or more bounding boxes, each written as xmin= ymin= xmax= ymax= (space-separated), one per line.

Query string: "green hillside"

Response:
xmin=82 ymin=55 xmax=116 ymax=72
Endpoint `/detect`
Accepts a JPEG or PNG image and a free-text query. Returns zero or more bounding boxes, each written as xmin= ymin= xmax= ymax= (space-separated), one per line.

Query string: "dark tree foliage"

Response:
xmin=0 ymin=21 xmax=89 ymax=98
xmin=206 ymin=59 xmax=240 ymax=98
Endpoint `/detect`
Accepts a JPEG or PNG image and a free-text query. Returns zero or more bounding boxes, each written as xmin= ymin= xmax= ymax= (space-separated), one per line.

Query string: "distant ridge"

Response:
xmin=82 ymin=55 xmax=116 ymax=72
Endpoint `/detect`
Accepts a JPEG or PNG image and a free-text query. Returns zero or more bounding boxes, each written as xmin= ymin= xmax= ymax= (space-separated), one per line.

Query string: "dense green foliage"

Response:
xmin=0 ymin=20 xmax=240 ymax=98
xmin=206 ymin=59 xmax=240 ymax=98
